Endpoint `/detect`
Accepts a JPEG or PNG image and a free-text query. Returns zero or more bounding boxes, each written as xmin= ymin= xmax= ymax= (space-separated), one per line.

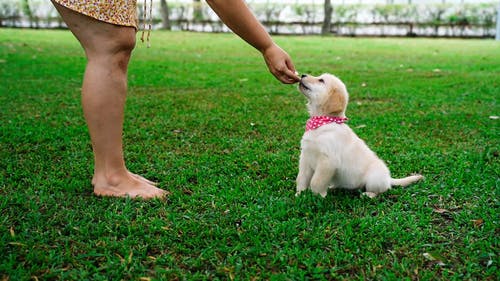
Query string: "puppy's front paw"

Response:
xmin=295 ymin=191 xmax=302 ymax=197
xmin=362 ymin=192 xmax=378 ymax=199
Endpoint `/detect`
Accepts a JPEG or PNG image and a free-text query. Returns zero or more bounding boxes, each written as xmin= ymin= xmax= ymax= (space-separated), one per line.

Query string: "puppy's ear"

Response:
xmin=322 ymin=87 xmax=347 ymax=116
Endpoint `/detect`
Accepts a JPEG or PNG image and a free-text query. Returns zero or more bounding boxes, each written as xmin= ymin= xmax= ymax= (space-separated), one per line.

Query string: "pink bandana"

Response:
xmin=306 ymin=116 xmax=348 ymax=131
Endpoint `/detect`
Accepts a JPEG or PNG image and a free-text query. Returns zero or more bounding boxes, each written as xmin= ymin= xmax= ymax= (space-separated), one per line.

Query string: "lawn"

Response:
xmin=0 ymin=29 xmax=498 ymax=280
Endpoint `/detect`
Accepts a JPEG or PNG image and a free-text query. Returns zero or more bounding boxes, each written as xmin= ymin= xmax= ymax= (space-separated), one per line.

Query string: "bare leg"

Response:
xmin=52 ymin=2 xmax=167 ymax=199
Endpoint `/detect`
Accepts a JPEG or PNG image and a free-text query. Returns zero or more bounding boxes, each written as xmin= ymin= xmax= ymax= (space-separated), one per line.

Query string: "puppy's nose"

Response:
xmin=301 ymin=74 xmax=308 ymax=78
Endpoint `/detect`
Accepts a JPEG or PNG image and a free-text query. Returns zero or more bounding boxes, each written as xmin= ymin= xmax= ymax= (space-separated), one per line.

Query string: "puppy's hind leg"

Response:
xmin=364 ymin=170 xmax=391 ymax=197
xmin=310 ymin=162 xmax=335 ymax=198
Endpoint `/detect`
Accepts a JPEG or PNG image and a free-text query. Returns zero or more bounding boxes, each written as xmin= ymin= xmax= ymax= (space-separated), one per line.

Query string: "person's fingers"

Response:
xmin=277 ymin=74 xmax=296 ymax=84
xmin=283 ymin=67 xmax=300 ymax=82
xmin=285 ymin=58 xmax=298 ymax=75
xmin=262 ymin=44 xmax=300 ymax=84
xmin=275 ymin=64 xmax=300 ymax=84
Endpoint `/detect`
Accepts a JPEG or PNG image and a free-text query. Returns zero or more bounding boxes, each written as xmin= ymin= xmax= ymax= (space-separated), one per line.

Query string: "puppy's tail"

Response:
xmin=390 ymin=174 xmax=423 ymax=187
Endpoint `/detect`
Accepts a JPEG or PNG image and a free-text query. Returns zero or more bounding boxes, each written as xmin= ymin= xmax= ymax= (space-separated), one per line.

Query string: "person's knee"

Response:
xmin=85 ymin=29 xmax=136 ymax=72
xmin=115 ymin=43 xmax=135 ymax=73
xmin=112 ymin=32 xmax=136 ymax=71
xmin=115 ymin=31 xmax=136 ymax=55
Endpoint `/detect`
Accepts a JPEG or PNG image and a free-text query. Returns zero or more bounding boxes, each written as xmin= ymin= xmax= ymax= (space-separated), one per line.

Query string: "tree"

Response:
xmin=160 ymin=0 xmax=170 ymax=30
xmin=321 ymin=0 xmax=332 ymax=35
xmin=21 ymin=0 xmax=38 ymax=28
xmin=193 ymin=0 xmax=203 ymax=21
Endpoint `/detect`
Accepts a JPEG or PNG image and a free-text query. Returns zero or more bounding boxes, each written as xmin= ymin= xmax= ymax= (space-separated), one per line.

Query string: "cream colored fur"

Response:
xmin=296 ymin=73 xmax=423 ymax=198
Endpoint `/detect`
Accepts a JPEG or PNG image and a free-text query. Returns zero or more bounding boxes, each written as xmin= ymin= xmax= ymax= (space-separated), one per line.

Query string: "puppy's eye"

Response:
xmin=319 ymin=79 xmax=325 ymax=83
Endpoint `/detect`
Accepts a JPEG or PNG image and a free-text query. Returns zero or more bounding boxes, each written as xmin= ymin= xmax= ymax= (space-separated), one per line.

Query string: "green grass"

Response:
xmin=1 ymin=29 xmax=499 ymax=280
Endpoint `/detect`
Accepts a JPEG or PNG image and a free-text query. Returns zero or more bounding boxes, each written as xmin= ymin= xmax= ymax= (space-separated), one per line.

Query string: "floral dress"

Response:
xmin=52 ymin=0 xmax=138 ymax=29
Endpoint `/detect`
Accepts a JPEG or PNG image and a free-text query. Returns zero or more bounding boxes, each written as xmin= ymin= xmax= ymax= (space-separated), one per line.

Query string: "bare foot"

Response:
xmin=92 ymin=172 xmax=158 ymax=186
xmin=129 ymin=172 xmax=158 ymax=186
xmin=93 ymin=172 xmax=168 ymax=199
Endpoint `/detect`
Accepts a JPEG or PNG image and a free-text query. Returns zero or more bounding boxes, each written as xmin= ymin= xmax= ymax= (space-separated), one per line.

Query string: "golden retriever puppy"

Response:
xmin=296 ymin=73 xmax=423 ymax=198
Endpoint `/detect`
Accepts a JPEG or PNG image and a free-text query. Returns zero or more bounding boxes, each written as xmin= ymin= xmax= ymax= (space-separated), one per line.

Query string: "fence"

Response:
xmin=0 ymin=1 xmax=497 ymax=38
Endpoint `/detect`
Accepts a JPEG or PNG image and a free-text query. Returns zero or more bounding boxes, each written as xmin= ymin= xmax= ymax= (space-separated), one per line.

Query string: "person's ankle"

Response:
xmin=106 ymin=168 xmax=131 ymax=187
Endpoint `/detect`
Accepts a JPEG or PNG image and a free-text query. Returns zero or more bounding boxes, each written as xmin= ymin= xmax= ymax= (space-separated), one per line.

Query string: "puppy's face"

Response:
xmin=298 ymin=73 xmax=349 ymax=117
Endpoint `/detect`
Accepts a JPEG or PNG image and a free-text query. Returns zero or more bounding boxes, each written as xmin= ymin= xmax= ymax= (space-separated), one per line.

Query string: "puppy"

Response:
xmin=296 ymin=73 xmax=423 ymax=198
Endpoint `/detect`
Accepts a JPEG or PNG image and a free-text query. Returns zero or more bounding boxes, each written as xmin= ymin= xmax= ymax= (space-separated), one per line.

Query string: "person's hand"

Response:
xmin=262 ymin=43 xmax=300 ymax=84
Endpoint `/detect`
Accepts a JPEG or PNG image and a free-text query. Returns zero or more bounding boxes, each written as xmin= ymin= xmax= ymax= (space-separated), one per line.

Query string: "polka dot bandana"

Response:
xmin=306 ymin=116 xmax=348 ymax=132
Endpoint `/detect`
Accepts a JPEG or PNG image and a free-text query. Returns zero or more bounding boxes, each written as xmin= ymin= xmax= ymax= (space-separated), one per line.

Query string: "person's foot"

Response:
xmin=129 ymin=172 xmax=158 ymax=186
xmin=92 ymin=171 xmax=168 ymax=199
xmin=92 ymin=172 xmax=157 ymax=186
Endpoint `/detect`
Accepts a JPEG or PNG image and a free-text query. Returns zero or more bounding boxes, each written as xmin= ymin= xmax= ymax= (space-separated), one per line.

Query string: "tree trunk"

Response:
xmin=21 ymin=0 xmax=33 ymax=28
xmin=321 ymin=0 xmax=332 ymax=35
xmin=193 ymin=0 xmax=203 ymax=21
xmin=160 ymin=0 xmax=171 ymax=30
